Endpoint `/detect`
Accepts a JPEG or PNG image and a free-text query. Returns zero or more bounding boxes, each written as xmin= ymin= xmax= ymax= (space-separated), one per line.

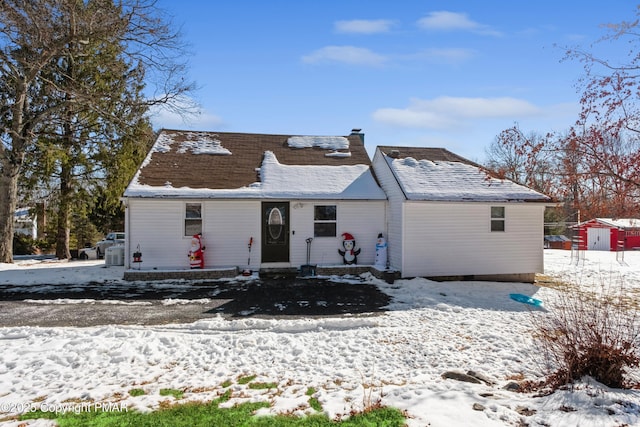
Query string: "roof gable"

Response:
xmin=376 ymin=146 xmax=551 ymax=203
xmin=124 ymin=129 xmax=385 ymax=200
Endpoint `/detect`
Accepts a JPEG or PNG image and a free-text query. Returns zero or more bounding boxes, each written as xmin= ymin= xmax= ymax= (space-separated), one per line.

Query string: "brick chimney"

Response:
xmin=350 ymin=128 xmax=364 ymax=143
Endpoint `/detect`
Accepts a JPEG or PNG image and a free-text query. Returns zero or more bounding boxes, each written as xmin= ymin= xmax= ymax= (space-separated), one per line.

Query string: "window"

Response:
xmin=491 ymin=206 xmax=505 ymax=232
xmin=185 ymin=203 xmax=202 ymax=236
xmin=314 ymin=205 xmax=336 ymax=237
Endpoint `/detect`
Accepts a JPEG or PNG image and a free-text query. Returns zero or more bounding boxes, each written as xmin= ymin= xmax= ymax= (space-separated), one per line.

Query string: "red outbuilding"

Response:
xmin=574 ymin=218 xmax=640 ymax=251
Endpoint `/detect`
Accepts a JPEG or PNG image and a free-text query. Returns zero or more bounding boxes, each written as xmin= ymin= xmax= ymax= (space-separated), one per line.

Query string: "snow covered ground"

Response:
xmin=1 ymin=249 xmax=639 ymax=426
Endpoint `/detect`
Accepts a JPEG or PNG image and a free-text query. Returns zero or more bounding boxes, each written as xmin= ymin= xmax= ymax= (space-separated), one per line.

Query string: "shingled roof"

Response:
xmin=375 ymin=145 xmax=551 ymax=203
xmin=138 ymin=130 xmax=370 ymax=189
xmin=376 ymin=146 xmax=481 ymax=167
xmin=124 ymin=129 xmax=386 ymax=199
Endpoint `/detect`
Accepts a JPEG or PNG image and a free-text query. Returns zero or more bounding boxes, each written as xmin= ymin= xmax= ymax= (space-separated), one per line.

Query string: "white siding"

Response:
xmin=126 ymin=199 xmax=183 ymax=269
xmin=401 ymin=202 xmax=545 ymax=278
xmin=202 ymin=200 xmax=261 ymax=269
xmin=372 ymin=150 xmax=404 ymax=270
xmin=126 ymin=199 xmax=260 ymax=270
xmin=289 ymin=200 xmax=386 ymax=266
xmin=126 ymin=198 xmax=385 ymax=270
xmin=337 ymin=201 xmax=386 ymax=265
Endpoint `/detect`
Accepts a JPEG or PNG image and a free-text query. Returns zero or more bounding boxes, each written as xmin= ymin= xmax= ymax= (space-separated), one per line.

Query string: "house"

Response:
xmin=371 ymin=146 xmax=552 ymax=282
xmin=14 ymin=207 xmax=37 ymax=240
xmin=121 ymin=129 xmax=387 ymax=275
xmin=573 ymin=218 xmax=640 ymax=251
xmin=122 ymin=130 xmax=553 ymax=282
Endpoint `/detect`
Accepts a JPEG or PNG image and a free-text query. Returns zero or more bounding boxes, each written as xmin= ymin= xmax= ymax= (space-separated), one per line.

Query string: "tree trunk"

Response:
xmin=0 ymin=78 xmax=28 ymax=264
xmin=0 ymin=166 xmax=19 ymax=263
xmin=55 ymin=188 xmax=71 ymax=260
xmin=55 ymin=143 xmax=73 ymax=260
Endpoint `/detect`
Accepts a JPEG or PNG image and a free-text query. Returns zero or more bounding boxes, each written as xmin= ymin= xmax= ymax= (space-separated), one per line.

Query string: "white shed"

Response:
xmin=372 ymin=146 xmax=552 ymax=282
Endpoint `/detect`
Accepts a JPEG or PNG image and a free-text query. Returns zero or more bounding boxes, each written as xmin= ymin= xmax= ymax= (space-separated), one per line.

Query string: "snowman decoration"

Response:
xmin=375 ymin=233 xmax=387 ymax=269
xmin=338 ymin=232 xmax=360 ymax=265
xmin=188 ymin=233 xmax=205 ymax=269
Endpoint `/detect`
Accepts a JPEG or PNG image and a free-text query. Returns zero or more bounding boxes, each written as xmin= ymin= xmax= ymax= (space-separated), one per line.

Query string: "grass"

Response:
xmin=18 ymin=376 xmax=405 ymax=426
xmin=237 ymin=374 xmax=257 ymax=385
xmin=248 ymin=382 xmax=278 ymax=390
xmin=19 ymin=391 xmax=405 ymax=427
xmin=128 ymin=388 xmax=145 ymax=397
xmin=306 ymin=387 xmax=323 ymax=412
xmin=159 ymin=388 xmax=184 ymax=399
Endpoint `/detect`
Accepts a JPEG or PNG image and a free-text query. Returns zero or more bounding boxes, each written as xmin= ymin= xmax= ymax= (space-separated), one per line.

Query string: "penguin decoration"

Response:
xmin=338 ymin=232 xmax=361 ymax=265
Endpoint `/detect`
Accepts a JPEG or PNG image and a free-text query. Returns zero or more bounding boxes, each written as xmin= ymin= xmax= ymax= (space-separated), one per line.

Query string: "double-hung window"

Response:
xmin=314 ymin=205 xmax=336 ymax=237
xmin=185 ymin=203 xmax=202 ymax=236
xmin=491 ymin=206 xmax=505 ymax=232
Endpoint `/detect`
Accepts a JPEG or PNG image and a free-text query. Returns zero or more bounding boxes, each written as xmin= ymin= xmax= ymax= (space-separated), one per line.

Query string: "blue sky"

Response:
xmin=151 ymin=1 xmax=635 ymax=161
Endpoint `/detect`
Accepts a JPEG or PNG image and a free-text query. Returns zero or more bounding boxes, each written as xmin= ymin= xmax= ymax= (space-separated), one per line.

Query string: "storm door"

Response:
xmin=262 ymin=202 xmax=290 ymax=263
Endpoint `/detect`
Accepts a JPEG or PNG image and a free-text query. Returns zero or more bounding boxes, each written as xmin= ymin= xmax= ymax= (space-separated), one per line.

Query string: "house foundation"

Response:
xmin=123 ymin=265 xmax=401 ymax=283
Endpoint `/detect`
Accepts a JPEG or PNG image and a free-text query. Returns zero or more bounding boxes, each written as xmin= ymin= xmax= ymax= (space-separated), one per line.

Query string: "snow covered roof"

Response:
xmin=124 ymin=129 xmax=385 ymax=200
xmin=153 ymin=131 xmax=232 ymax=155
xmin=287 ymin=135 xmax=349 ymax=150
xmin=577 ymin=218 xmax=640 ymax=229
xmin=377 ymin=146 xmax=551 ymax=202
xmin=14 ymin=208 xmax=33 ymax=219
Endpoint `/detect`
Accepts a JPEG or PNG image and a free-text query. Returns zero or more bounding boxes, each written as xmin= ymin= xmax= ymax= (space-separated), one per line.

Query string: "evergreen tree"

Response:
xmin=0 ymin=0 xmax=193 ymax=262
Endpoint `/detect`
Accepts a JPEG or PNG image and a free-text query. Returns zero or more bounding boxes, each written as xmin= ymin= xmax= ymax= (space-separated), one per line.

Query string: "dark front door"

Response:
xmin=262 ymin=202 xmax=289 ymax=263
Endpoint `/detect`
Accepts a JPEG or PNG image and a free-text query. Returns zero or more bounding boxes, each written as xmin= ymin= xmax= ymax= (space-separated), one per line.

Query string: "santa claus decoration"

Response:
xmin=338 ymin=232 xmax=360 ymax=265
xmin=188 ymin=233 xmax=205 ymax=269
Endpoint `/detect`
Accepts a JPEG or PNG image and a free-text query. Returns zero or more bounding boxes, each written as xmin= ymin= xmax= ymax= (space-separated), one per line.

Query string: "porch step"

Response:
xmin=258 ymin=267 xmax=298 ymax=279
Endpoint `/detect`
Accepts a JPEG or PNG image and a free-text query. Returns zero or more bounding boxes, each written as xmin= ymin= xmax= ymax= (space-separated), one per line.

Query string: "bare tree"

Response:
xmin=485 ymin=123 xmax=558 ymax=196
xmin=557 ymin=127 xmax=640 ymax=219
xmin=0 ymin=0 xmax=194 ymax=262
xmin=563 ymin=4 xmax=640 ymax=195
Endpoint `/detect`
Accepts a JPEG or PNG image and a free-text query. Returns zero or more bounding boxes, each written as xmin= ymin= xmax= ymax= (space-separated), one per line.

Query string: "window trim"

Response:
xmin=490 ymin=206 xmax=505 ymax=232
xmin=313 ymin=204 xmax=337 ymax=237
xmin=184 ymin=202 xmax=203 ymax=237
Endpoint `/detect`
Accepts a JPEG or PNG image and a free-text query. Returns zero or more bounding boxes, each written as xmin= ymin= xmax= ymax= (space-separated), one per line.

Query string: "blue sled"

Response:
xmin=509 ymin=293 xmax=543 ymax=307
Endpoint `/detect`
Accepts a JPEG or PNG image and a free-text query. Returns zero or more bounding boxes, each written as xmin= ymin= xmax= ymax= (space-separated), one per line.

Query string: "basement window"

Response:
xmin=314 ymin=205 xmax=336 ymax=237
xmin=491 ymin=206 xmax=505 ymax=232
xmin=185 ymin=203 xmax=202 ymax=236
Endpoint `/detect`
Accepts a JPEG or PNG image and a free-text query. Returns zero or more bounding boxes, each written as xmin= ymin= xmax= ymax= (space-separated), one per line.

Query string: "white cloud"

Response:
xmin=148 ymin=96 xmax=224 ymax=130
xmin=417 ymin=11 xmax=502 ymax=36
xmin=373 ymin=106 xmax=456 ymax=130
xmin=301 ymin=45 xmax=387 ymax=66
xmin=408 ymin=48 xmax=476 ymax=64
xmin=334 ymin=19 xmax=395 ymax=34
xmin=372 ymin=96 xmax=543 ymax=129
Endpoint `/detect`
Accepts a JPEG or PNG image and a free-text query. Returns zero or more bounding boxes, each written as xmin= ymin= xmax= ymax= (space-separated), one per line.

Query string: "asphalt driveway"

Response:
xmin=0 ymin=277 xmax=392 ymax=327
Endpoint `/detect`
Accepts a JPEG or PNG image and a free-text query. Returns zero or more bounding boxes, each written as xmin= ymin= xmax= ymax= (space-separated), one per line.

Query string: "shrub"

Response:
xmin=532 ymin=277 xmax=640 ymax=389
xmin=12 ymin=233 xmax=53 ymax=255
xmin=13 ymin=234 xmax=39 ymax=255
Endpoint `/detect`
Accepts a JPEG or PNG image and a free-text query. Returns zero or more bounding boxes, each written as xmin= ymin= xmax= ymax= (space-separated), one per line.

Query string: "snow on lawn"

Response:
xmin=1 ymin=250 xmax=640 ymax=426
xmin=0 ymin=258 xmax=123 ymax=286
